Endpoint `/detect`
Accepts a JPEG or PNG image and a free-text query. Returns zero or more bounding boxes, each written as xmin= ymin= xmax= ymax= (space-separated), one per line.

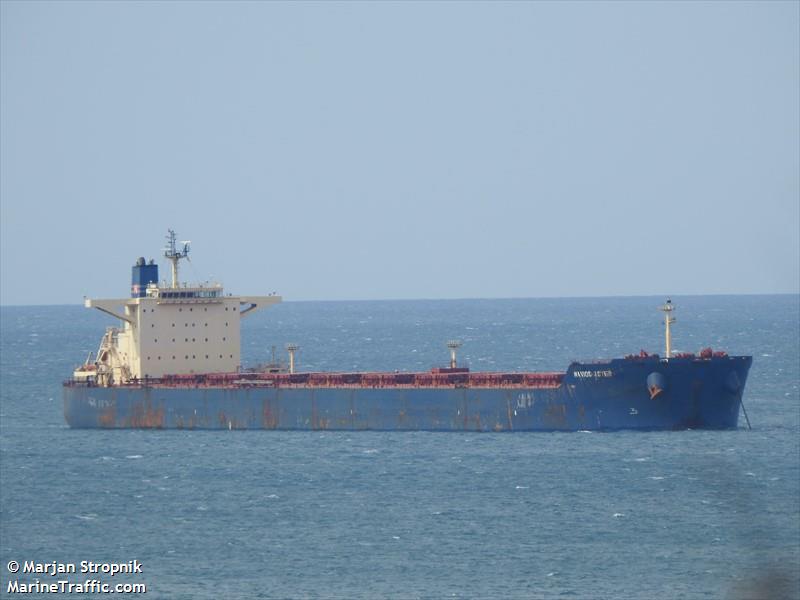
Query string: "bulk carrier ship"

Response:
xmin=63 ymin=231 xmax=752 ymax=431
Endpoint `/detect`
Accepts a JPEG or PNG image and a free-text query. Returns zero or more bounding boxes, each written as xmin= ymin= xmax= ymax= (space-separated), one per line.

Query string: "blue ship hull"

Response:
xmin=63 ymin=356 xmax=752 ymax=431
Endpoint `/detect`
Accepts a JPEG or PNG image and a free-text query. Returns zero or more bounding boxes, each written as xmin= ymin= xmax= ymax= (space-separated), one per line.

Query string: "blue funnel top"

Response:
xmin=131 ymin=257 xmax=158 ymax=298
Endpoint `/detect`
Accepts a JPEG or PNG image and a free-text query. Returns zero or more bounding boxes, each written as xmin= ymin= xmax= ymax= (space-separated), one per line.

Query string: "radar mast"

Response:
xmin=164 ymin=229 xmax=190 ymax=288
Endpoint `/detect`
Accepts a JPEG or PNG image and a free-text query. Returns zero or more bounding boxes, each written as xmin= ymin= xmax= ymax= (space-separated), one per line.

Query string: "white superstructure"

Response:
xmin=76 ymin=232 xmax=281 ymax=385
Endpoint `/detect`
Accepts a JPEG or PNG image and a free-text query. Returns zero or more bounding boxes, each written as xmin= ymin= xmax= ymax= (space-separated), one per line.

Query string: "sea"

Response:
xmin=1 ymin=295 xmax=798 ymax=599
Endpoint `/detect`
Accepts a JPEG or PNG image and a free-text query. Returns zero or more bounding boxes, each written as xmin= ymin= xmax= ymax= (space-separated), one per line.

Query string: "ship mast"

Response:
xmin=447 ymin=340 xmax=462 ymax=369
xmin=659 ymin=299 xmax=676 ymax=359
xmin=286 ymin=344 xmax=299 ymax=374
xmin=164 ymin=229 xmax=190 ymax=288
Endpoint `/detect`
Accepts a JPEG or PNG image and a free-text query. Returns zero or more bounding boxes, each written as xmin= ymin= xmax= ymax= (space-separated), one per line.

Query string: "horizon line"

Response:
xmin=1 ymin=290 xmax=799 ymax=309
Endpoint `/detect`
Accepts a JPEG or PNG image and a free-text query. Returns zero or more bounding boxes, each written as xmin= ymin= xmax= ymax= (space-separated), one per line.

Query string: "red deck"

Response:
xmin=110 ymin=370 xmax=566 ymax=390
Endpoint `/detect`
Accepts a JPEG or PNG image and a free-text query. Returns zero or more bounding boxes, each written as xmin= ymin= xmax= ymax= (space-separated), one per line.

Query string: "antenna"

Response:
xmin=658 ymin=299 xmax=676 ymax=359
xmin=286 ymin=344 xmax=300 ymax=374
xmin=446 ymin=340 xmax=462 ymax=369
xmin=164 ymin=229 xmax=190 ymax=289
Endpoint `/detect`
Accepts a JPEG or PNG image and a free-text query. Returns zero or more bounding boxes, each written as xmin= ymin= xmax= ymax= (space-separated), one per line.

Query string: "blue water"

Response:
xmin=1 ymin=296 xmax=798 ymax=599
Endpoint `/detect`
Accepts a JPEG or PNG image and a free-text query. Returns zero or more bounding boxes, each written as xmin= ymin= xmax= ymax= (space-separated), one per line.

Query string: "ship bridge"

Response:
xmin=153 ymin=287 xmax=223 ymax=300
xmin=82 ymin=231 xmax=281 ymax=384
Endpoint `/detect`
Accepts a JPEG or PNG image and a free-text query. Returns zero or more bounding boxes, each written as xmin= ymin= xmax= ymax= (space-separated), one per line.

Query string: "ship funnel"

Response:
xmin=286 ymin=344 xmax=299 ymax=374
xmin=131 ymin=257 xmax=158 ymax=298
xmin=446 ymin=340 xmax=462 ymax=369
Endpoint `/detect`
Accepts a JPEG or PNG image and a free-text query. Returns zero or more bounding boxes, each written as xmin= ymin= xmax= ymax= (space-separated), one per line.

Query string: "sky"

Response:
xmin=1 ymin=1 xmax=798 ymax=305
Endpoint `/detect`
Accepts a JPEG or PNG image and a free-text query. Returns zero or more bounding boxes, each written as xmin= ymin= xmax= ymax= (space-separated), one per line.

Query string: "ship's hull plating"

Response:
xmin=63 ymin=357 xmax=752 ymax=431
